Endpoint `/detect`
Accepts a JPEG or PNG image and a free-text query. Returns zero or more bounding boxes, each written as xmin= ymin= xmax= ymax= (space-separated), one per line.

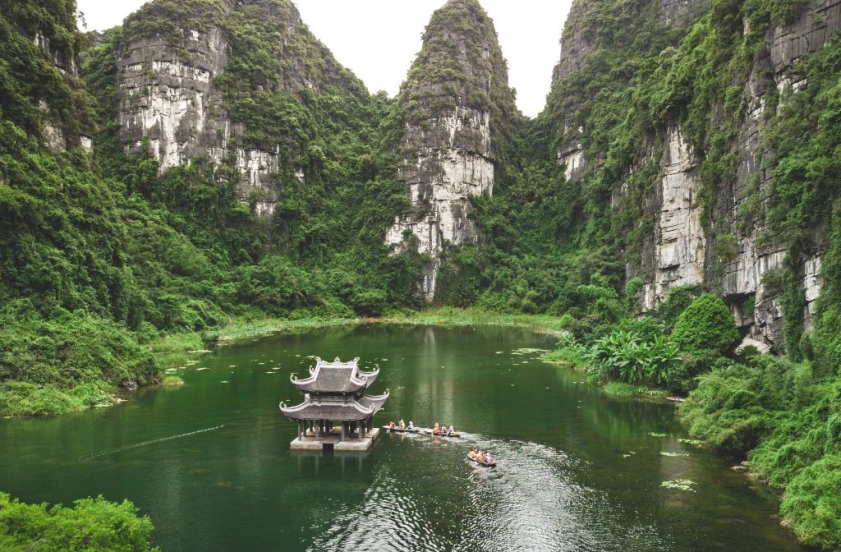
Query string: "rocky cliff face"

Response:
xmin=652 ymin=0 xmax=839 ymax=349
xmin=385 ymin=0 xmax=519 ymax=302
xmin=4 ymin=3 xmax=94 ymax=152
xmin=553 ymin=0 xmax=839 ymax=350
xmin=115 ymin=0 xmax=353 ymax=216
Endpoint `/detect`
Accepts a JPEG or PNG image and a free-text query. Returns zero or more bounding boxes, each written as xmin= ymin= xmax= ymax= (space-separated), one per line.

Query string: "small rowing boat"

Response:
xmin=422 ymin=428 xmax=461 ymax=438
xmin=382 ymin=425 xmax=420 ymax=433
xmin=467 ymin=452 xmax=496 ymax=468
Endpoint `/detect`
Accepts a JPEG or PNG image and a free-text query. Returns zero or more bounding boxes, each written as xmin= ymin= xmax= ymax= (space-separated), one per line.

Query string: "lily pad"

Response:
xmin=661 ymin=479 xmax=696 ymax=492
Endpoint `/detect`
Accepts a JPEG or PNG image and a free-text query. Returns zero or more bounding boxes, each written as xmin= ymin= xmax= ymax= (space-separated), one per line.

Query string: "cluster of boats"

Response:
xmin=382 ymin=421 xmax=497 ymax=468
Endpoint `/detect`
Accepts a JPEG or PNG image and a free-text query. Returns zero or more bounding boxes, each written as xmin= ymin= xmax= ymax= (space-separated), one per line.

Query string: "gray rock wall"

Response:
xmin=641 ymin=0 xmax=840 ymax=349
xmin=117 ymin=20 xmax=282 ymax=215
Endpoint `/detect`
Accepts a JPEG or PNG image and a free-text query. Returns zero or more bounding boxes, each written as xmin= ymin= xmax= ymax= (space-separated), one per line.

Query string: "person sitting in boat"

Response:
xmin=432 ymin=423 xmax=440 ymax=435
xmin=399 ymin=419 xmax=405 ymax=430
xmin=485 ymin=451 xmax=493 ymax=463
xmin=407 ymin=421 xmax=414 ymax=430
xmin=468 ymin=448 xmax=478 ymax=460
xmin=389 ymin=421 xmax=396 ymax=429
xmin=447 ymin=425 xmax=455 ymax=436
xmin=476 ymin=450 xmax=485 ymax=462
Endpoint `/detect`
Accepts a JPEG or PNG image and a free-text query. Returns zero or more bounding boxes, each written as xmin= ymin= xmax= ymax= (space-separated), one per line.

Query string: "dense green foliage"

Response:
xmin=672 ymin=294 xmax=739 ymax=358
xmin=0 ymin=492 xmax=160 ymax=551
xmin=680 ymin=355 xmax=841 ymax=548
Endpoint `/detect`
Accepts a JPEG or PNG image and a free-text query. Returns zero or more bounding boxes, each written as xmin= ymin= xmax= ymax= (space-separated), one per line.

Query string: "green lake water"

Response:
xmin=0 ymin=325 xmax=812 ymax=551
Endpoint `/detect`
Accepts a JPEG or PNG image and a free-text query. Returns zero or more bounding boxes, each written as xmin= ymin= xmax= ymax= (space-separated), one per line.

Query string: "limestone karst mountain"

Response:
xmin=383 ymin=0 xmax=521 ymax=302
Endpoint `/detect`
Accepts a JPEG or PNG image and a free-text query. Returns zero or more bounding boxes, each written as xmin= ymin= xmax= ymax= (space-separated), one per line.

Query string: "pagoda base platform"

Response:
xmin=290 ymin=428 xmax=380 ymax=452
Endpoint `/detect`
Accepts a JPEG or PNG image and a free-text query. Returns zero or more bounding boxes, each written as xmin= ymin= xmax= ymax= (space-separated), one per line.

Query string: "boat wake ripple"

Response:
xmin=306 ymin=433 xmax=673 ymax=551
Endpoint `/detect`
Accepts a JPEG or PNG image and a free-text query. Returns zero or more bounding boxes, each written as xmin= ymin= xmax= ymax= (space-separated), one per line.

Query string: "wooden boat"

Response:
xmin=422 ymin=428 xmax=461 ymax=438
xmin=382 ymin=425 xmax=420 ymax=433
xmin=467 ymin=453 xmax=497 ymax=468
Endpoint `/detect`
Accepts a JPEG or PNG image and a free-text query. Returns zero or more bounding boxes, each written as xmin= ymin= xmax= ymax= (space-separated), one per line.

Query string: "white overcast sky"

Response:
xmin=75 ymin=0 xmax=572 ymax=117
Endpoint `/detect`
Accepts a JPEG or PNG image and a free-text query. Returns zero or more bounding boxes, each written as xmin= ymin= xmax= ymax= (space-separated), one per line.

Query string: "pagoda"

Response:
xmin=280 ymin=357 xmax=388 ymax=451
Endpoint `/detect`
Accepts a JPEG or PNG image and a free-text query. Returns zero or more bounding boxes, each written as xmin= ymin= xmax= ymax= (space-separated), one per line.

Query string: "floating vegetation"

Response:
xmin=623 ymin=454 xmax=632 ymax=458
xmin=661 ymin=452 xmax=690 ymax=457
xmin=220 ymin=381 xmax=229 ymax=384
xmin=196 ymin=367 xmax=209 ymax=371
xmin=265 ymin=372 xmax=276 ymax=375
xmin=512 ymin=348 xmax=550 ymax=355
xmin=661 ymin=479 xmax=696 ymax=492
xmin=648 ymin=432 xmax=668 ymax=437
xmin=678 ymin=438 xmax=705 ymax=446
xmin=162 ymin=375 xmax=184 ymax=387
xmin=214 ymin=481 xmax=244 ymax=491
xmin=495 ymin=351 xmax=503 ymax=354
xmin=272 ymin=367 xmax=281 ymax=370
xmin=228 ymin=365 xmax=237 ymax=368
xmin=185 ymin=360 xmax=199 ymax=366
xmin=188 ymin=350 xmax=212 ymax=354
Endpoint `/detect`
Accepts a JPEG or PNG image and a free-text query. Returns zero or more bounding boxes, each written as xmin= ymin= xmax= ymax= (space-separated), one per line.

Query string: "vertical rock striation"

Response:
xmin=114 ymin=0 xmax=361 ymax=216
xmin=551 ymin=0 xmax=839 ymax=349
xmin=385 ymin=0 xmax=519 ymax=302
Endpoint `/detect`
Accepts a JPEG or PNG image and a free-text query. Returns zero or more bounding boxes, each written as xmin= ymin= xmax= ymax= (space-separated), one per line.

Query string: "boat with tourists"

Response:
xmin=382 ymin=425 xmax=420 ymax=433
xmin=423 ymin=428 xmax=461 ymax=437
xmin=423 ymin=422 xmax=461 ymax=437
xmin=467 ymin=448 xmax=496 ymax=468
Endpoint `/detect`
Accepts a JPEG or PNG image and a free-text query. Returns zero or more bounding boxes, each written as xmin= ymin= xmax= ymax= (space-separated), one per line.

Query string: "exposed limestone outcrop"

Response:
xmin=659 ymin=0 xmax=711 ymax=26
xmin=709 ymin=1 xmax=839 ymax=347
xmin=117 ymin=5 xmax=283 ymax=215
xmin=640 ymin=126 xmax=707 ymax=311
xmin=385 ymin=0 xmax=519 ymax=302
xmin=31 ymin=30 xmax=92 ymax=151
xmin=115 ymin=0 xmax=350 ymax=217
xmin=555 ymin=0 xmax=836 ymax=349
xmin=556 ymin=0 xmax=711 ymax=182
xmin=770 ymin=0 xmax=841 ymax=72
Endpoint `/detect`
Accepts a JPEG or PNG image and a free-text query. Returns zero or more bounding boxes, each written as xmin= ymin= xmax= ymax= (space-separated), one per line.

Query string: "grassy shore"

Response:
xmin=150 ymin=307 xmax=568 ymax=369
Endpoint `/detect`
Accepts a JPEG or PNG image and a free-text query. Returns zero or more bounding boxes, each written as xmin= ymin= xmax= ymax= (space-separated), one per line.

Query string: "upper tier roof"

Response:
xmin=290 ymin=357 xmax=379 ymax=395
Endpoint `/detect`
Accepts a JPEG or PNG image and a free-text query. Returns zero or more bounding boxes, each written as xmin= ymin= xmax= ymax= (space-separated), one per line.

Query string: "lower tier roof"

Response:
xmin=279 ymin=391 xmax=389 ymax=422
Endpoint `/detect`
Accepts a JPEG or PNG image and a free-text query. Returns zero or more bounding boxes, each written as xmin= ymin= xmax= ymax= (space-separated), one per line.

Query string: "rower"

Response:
xmin=407 ymin=421 xmax=414 ymax=430
xmin=399 ymin=419 xmax=406 ymax=430
xmin=448 ymin=425 xmax=455 ymax=436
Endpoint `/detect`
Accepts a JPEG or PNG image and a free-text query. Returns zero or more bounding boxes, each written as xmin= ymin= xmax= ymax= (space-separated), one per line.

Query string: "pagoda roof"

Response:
xmin=279 ymin=391 xmax=389 ymax=422
xmin=290 ymin=357 xmax=379 ymax=394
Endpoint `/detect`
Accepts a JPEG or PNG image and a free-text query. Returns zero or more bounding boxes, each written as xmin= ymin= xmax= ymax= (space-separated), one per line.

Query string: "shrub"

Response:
xmin=0 ymin=492 xmax=160 ymax=551
xmin=655 ymin=284 xmax=703 ymax=332
xmin=780 ymin=454 xmax=841 ymax=549
xmin=671 ymin=293 xmax=739 ymax=361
